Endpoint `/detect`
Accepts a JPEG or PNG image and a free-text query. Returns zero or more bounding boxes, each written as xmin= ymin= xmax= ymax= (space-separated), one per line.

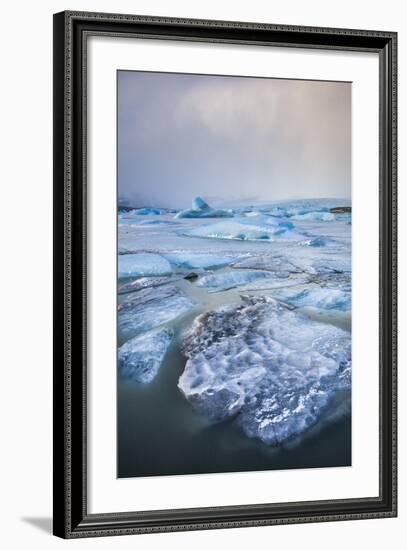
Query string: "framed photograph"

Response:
xmin=53 ymin=11 xmax=397 ymax=538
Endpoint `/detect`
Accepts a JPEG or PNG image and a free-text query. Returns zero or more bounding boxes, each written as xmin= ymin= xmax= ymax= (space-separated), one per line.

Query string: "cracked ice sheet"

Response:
xmin=178 ymin=300 xmax=351 ymax=445
xmin=118 ymin=285 xmax=195 ymax=343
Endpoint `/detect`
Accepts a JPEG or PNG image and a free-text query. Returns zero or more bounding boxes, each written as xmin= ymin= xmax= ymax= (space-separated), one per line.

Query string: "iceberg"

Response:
xmin=131 ymin=207 xmax=164 ymax=215
xmin=118 ymin=285 xmax=195 ymax=341
xmin=118 ymin=253 xmax=172 ymax=279
xmin=270 ymin=287 xmax=351 ymax=311
xmin=185 ymin=215 xmax=305 ymax=242
xmin=119 ymin=328 xmax=173 ymax=383
xmin=164 ymin=253 xmax=239 ymax=270
xmin=178 ymin=299 xmax=351 ymax=445
xmin=175 ymin=196 xmax=233 ymax=219
xmin=302 ymin=236 xmax=338 ymax=247
xmin=197 ymin=270 xmax=285 ymax=292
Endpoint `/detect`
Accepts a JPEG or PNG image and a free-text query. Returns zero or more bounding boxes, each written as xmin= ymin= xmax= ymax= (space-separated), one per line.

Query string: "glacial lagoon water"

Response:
xmin=117 ymin=199 xmax=352 ymax=478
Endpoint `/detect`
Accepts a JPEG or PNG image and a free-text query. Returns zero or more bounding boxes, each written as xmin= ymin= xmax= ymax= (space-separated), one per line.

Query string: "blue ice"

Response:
xmin=197 ymin=270 xmax=283 ymax=291
xmin=164 ymin=253 xmax=239 ymax=270
xmin=185 ymin=215 xmax=305 ymax=242
xmin=118 ymin=285 xmax=195 ymax=341
xmin=118 ymin=253 xmax=173 ymax=279
xmin=119 ymin=327 xmax=173 ymax=383
xmin=271 ymin=287 xmax=351 ymax=311
xmin=175 ymin=196 xmax=233 ymax=219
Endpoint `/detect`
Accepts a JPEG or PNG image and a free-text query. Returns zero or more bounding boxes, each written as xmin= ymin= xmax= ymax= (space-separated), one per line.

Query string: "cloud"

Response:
xmin=118 ymin=71 xmax=351 ymax=208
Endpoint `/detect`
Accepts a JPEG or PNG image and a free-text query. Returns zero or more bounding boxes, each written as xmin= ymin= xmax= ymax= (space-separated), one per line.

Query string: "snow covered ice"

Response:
xmin=178 ymin=299 xmax=351 ymax=445
xmin=119 ymin=328 xmax=174 ymax=383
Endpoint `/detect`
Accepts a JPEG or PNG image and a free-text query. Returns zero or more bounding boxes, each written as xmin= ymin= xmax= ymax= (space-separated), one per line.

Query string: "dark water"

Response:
xmin=117 ymin=314 xmax=351 ymax=478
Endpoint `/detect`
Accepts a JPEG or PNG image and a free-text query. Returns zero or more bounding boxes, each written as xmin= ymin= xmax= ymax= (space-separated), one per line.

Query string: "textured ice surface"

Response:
xmin=119 ymin=328 xmax=173 ymax=383
xmin=118 ymin=253 xmax=173 ymax=279
xmin=178 ymin=300 xmax=351 ymax=445
xmin=302 ymin=236 xmax=338 ymax=247
xmin=164 ymin=253 xmax=239 ymax=270
xmin=185 ymin=215 xmax=305 ymax=242
xmin=118 ymin=276 xmax=178 ymax=295
xmin=197 ymin=270 xmax=286 ymax=292
xmin=232 ymin=255 xmax=302 ymax=273
xmin=118 ymin=285 xmax=195 ymax=341
xmin=271 ymin=287 xmax=351 ymax=311
xmin=176 ymin=196 xmax=233 ymax=219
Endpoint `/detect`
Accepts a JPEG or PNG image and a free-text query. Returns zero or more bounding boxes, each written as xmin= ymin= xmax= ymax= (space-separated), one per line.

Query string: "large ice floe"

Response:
xmin=118 ymin=284 xmax=195 ymax=341
xmin=178 ymin=298 xmax=351 ymax=445
xmin=175 ymin=196 xmax=233 ymax=219
xmin=118 ymin=253 xmax=173 ymax=279
xmin=185 ymin=214 xmax=306 ymax=242
xmin=119 ymin=327 xmax=173 ymax=383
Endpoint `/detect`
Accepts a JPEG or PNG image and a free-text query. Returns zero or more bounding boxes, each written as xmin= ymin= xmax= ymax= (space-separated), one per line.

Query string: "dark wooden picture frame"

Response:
xmin=53 ymin=10 xmax=397 ymax=538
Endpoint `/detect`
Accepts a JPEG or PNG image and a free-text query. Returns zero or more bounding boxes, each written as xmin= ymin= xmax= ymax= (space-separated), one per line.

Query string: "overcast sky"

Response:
xmin=118 ymin=70 xmax=351 ymax=209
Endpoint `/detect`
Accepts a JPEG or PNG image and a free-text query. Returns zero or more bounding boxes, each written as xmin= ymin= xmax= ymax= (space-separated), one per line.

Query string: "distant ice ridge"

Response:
xmin=178 ymin=299 xmax=351 ymax=445
xmin=197 ymin=270 xmax=288 ymax=292
xmin=118 ymin=253 xmax=173 ymax=279
xmin=185 ymin=215 xmax=306 ymax=242
xmin=175 ymin=196 xmax=233 ymax=219
xmin=230 ymin=199 xmax=350 ymax=219
xmin=164 ymin=253 xmax=239 ymax=270
xmin=119 ymin=219 xmax=178 ymax=226
xmin=118 ymin=328 xmax=173 ymax=383
xmin=270 ymin=287 xmax=351 ymax=311
xmin=118 ymin=285 xmax=195 ymax=341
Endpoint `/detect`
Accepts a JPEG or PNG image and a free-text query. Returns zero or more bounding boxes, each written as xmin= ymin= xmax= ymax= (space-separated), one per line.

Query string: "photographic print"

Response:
xmin=117 ymin=70 xmax=352 ymax=478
